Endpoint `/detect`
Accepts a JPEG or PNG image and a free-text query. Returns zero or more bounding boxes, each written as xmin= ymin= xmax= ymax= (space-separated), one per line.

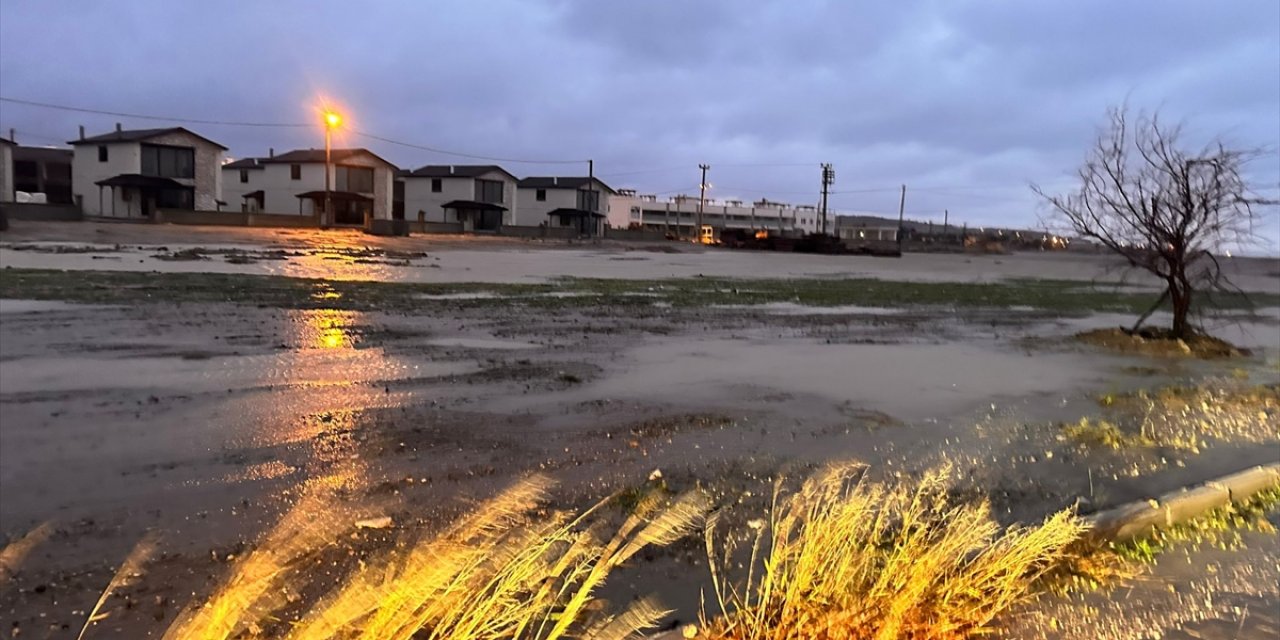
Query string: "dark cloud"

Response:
xmin=1 ymin=0 xmax=1276 ymax=244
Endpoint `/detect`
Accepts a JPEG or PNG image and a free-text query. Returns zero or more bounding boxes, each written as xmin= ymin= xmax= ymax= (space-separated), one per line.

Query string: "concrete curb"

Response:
xmin=1083 ymin=462 xmax=1280 ymax=542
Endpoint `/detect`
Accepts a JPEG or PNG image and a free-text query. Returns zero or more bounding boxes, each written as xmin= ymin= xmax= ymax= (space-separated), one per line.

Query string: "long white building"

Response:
xmin=607 ymin=191 xmax=821 ymax=236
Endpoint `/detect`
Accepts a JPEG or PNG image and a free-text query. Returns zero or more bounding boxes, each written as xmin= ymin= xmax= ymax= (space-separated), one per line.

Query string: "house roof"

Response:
xmin=241 ymin=190 xmax=265 ymax=199
xmin=517 ymin=176 xmax=616 ymax=193
xmin=547 ymin=207 xmax=605 ymax=218
xmin=94 ymin=174 xmax=188 ymax=189
xmin=402 ymin=164 xmax=516 ymax=180
xmin=442 ymin=199 xmax=508 ymax=212
xmin=0 ymin=137 xmax=15 ymax=146
xmin=222 ymin=158 xmax=266 ymax=170
xmin=70 ymin=127 xmax=228 ymax=150
xmin=295 ymin=190 xmax=374 ymax=202
xmin=13 ymin=146 xmax=73 ymax=163
xmin=260 ymin=148 xmax=396 ymax=168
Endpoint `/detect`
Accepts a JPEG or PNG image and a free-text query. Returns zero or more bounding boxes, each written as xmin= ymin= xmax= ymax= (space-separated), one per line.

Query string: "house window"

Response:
xmin=431 ymin=178 xmax=442 ymax=193
xmin=290 ymin=164 xmax=302 ymax=180
xmin=239 ymin=169 xmax=249 ymax=183
xmin=536 ymin=189 xmax=546 ymax=201
xmin=335 ymin=165 xmax=375 ymax=192
xmin=576 ymin=189 xmax=600 ymax=212
xmin=156 ymin=188 xmax=194 ymax=209
xmin=474 ymin=179 xmax=504 ymax=204
xmin=98 ymin=146 xmax=108 ymax=162
xmin=141 ymin=144 xmax=195 ymax=179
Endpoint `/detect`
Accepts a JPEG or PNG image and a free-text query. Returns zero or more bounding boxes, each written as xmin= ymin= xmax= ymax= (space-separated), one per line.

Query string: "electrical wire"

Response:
xmin=0 ymin=96 xmax=310 ymax=128
xmin=354 ymin=130 xmax=587 ymax=164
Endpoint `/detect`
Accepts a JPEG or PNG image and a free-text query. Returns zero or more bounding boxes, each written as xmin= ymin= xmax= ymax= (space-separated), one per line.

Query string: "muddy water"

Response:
xmin=5 ymin=239 xmax=1280 ymax=292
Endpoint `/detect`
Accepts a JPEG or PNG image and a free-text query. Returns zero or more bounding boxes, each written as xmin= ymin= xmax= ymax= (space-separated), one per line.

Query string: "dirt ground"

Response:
xmin=1 ymin=222 xmax=1278 ymax=638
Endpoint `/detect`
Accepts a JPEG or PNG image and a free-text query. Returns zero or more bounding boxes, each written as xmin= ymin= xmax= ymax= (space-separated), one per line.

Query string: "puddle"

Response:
xmin=0 ymin=349 xmax=475 ymax=395
xmin=0 ymin=299 xmax=107 ymax=314
xmin=717 ymin=302 xmax=904 ymax=316
xmin=426 ymin=337 xmax=539 ymax=350
xmin=569 ymin=336 xmax=1132 ymax=422
xmin=416 ymin=292 xmax=503 ymax=300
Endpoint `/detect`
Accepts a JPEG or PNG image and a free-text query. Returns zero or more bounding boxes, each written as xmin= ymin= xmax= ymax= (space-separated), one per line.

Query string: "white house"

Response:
xmin=69 ymin=125 xmax=226 ymax=217
xmin=0 ymin=136 xmax=14 ymax=203
xmin=607 ymin=191 xmax=821 ymax=237
xmin=399 ymin=164 xmax=518 ymax=231
xmin=220 ymin=148 xmax=396 ymax=226
xmin=515 ymin=176 xmax=614 ymax=235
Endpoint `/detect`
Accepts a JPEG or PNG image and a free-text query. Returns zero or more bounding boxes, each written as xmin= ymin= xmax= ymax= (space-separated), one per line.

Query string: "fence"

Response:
xmin=0 ymin=202 xmax=84 ymax=222
xmin=155 ymin=209 xmax=320 ymax=228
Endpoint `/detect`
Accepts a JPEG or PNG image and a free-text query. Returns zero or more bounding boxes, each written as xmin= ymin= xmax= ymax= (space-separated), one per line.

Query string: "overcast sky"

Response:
xmin=1 ymin=1 xmax=1277 ymax=243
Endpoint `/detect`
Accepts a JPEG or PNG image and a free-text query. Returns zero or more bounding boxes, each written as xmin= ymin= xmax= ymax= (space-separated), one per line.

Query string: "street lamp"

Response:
xmin=322 ymin=109 xmax=342 ymax=228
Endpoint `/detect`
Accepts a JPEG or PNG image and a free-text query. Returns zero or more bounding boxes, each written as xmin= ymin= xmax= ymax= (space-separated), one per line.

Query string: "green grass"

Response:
xmin=4 ymin=268 xmax=1274 ymax=314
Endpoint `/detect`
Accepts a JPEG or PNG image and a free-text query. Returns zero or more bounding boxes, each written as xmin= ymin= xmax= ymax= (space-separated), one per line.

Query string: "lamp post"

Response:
xmin=322 ymin=110 xmax=342 ymax=228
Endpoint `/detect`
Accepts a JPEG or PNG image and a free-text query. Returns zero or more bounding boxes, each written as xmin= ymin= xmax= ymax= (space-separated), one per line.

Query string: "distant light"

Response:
xmin=324 ymin=111 xmax=342 ymax=129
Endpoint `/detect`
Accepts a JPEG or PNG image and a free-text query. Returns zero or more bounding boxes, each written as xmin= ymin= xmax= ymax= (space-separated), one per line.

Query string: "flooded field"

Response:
xmin=1 ymin=222 xmax=1278 ymax=638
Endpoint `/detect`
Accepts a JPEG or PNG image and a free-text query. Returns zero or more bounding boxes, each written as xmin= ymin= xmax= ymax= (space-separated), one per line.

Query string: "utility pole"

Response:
xmin=820 ymin=163 xmax=834 ymax=236
xmin=698 ymin=163 xmax=710 ymax=241
xmin=897 ymin=184 xmax=906 ymax=253
xmin=943 ymin=208 xmax=949 ymax=236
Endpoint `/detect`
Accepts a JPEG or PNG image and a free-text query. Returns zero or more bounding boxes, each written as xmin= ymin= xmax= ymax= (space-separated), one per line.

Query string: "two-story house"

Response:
xmin=69 ymin=125 xmax=226 ymax=217
xmin=515 ymin=176 xmax=615 ymax=236
xmin=399 ymin=165 xmax=518 ymax=232
xmin=221 ymin=148 xmax=396 ymax=226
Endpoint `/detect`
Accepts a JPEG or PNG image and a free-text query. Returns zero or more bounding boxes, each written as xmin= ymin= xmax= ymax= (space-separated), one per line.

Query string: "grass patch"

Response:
xmin=1077 ymin=327 xmax=1244 ymax=358
xmin=700 ymin=463 xmax=1084 ymax=640
xmin=4 ymin=267 xmax=1276 ymax=314
xmin=1061 ymin=418 xmax=1155 ymax=450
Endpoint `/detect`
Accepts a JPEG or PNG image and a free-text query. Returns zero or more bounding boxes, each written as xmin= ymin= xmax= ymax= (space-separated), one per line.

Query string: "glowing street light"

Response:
xmin=321 ymin=109 xmax=342 ymax=228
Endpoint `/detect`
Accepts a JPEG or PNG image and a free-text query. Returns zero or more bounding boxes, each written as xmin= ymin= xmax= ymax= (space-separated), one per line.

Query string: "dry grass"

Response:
xmin=0 ymin=521 xmax=53 ymax=585
xmin=700 ymin=463 xmax=1085 ymax=640
xmin=158 ymin=474 xmax=708 ymax=640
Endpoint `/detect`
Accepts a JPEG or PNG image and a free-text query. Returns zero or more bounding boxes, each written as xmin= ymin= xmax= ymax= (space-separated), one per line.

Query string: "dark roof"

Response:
xmin=517 ymin=176 xmax=616 ymax=193
xmin=260 ymin=148 xmax=396 ymax=168
xmin=0 ymin=137 xmax=14 ymax=146
xmin=295 ymin=190 xmax=373 ymax=202
xmin=403 ymin=164 xmax=515 ymax=180
xmin=222 ymin=158 xmax=265 ymax=170
xmin=13 ymin=146 xmax=72 ymax=163
xmin=70 ymin=127 xmax=228 ymax=150
xmin=547 ymin=207 xmax=605 ymax=218
xmin=241 ymin=190 xmax=265 ymax=199
xmin=442 ymin=199 xmax=508 ymax=212
xmin=94 ymin=174 xmax=187 ymax=189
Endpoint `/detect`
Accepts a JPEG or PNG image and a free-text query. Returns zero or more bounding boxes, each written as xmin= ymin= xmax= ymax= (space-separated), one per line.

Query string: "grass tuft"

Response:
xmin=700 ymin=463 xmax=1085 ymax=640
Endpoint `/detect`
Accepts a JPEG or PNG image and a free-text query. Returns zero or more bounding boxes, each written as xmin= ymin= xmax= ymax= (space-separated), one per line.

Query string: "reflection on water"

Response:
xmin=290 ymin=307 xmax=361 ymax=350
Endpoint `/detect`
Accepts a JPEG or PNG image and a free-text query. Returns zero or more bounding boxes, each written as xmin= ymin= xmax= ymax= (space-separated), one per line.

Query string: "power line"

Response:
xmin=0 ymin=96 xmax=310 ymax=128
xmin=355 ymin=130 xmax=586 ymax=165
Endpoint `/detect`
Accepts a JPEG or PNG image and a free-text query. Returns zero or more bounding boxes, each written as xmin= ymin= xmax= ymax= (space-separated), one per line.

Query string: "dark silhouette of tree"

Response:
xmin=1034 ymin=107 xmax=1275 ymax=339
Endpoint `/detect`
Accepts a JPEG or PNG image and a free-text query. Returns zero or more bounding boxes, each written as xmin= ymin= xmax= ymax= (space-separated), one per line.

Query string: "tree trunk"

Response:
xmin=1169 ymin=281 xmax=1192 ymax=339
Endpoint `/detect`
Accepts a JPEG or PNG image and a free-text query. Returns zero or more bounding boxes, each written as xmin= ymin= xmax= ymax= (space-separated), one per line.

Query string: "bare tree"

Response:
xmin=1034 ymin=107 xmax=1275 ymax=339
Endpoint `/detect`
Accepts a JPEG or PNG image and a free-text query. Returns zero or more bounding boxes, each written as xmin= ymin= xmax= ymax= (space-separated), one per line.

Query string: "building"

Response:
xmin=515 ymin=176 xmax=614 ymax=235
xmin=834 ymin=215 xmax=903 ymax=243
xmin=69 ymin=125 xmax=226 ymax=217
xmin=0 ymin=137 xmax=13 ymax=203
xmin=608 ymin=191 xmax=821 ymax=237
xmin=220 ymin=148 xmax=396 ymax=225
xmin=399 ymin=164 xmax=518 ymax=231
xmin=12 ymin=145 xmax=74 ymax=204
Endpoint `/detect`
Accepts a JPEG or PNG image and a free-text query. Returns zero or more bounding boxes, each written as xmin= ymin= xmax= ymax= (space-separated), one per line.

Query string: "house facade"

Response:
xmin=607 ymin=192 xmax=821 ymax=237
xmin=221 ymin=148 xmax=396 ymax=225
xmin=0 ymin=137 xmax=13 ymax=203
xmin=515 ymin=176 xmax=614 ymax=235
xmin=400 ymin=165 xmax=517 ymax=231
xmin=12 ymin=145 xmax=74 ymax=204
xmin=70 ymin=125 xmax=226 ymax=217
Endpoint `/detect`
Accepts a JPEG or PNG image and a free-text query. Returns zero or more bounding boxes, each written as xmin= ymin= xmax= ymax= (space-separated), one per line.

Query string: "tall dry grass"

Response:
xmin=162 ymin=474 xmax=708 ymax=640
xmin=701 ymin=463 xmax=1085 ymax=640
xmin=0 ymin=521 xmax=53 ymax=586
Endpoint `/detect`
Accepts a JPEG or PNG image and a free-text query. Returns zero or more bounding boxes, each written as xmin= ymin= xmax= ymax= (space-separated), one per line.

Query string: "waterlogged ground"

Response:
xmin=0 ymin=222 xmax=1278 ymax=638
